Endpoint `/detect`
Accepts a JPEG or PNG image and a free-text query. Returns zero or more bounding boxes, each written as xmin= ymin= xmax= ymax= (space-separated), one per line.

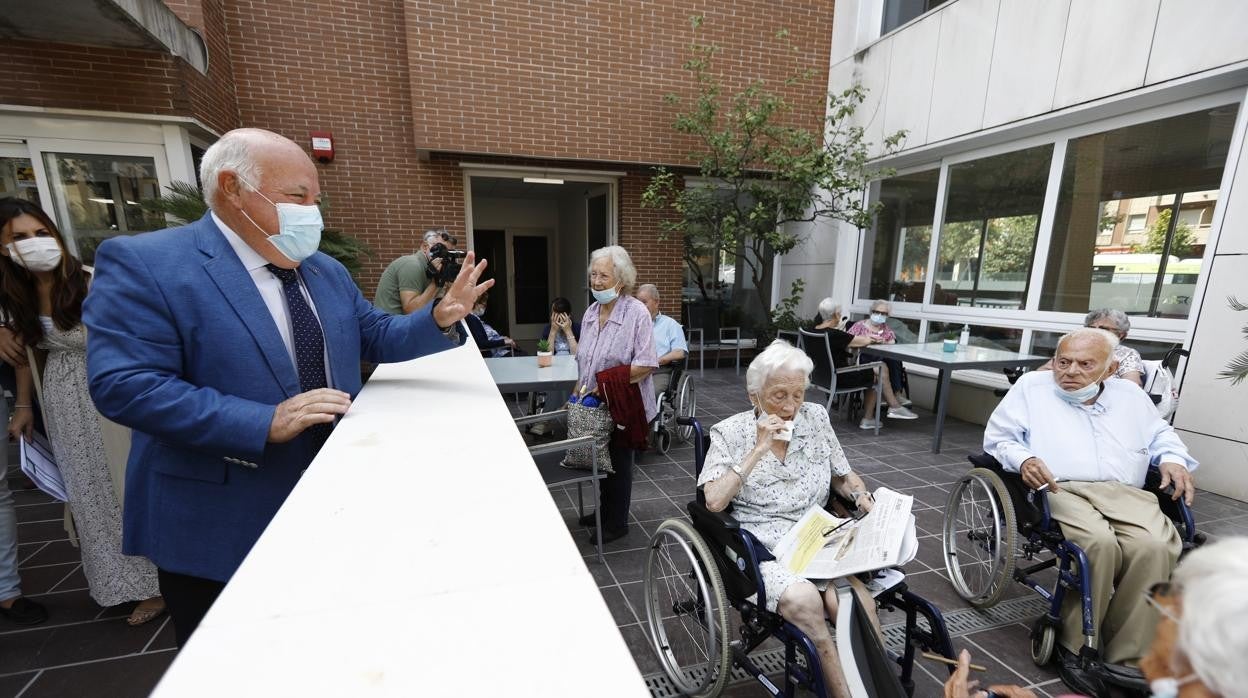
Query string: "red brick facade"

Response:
xmin=0 ymin=0 xmax=833 ymax=317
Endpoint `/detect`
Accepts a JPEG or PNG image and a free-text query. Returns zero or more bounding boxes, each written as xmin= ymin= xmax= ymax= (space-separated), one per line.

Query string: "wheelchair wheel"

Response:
xmin=656 ymin=427 xmax=673 ymax=455
xmin=675 ymin=376 xmax=697 ymax=443
xmin=643 ymin=518 xmax=731 ymax=697
xmin=1030 ymin=617 xmax=1057 ymax=667
xmin=942 ymin=468 xmax=1016 ymax=608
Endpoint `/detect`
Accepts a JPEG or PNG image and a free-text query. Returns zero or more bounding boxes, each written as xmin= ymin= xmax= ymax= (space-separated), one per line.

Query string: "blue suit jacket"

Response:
xmin=83 ymin=214 xmax=457 ymax=582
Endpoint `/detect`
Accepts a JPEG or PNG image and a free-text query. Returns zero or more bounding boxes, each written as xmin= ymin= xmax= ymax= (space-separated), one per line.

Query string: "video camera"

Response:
xmin=426 ymin=242 xmax=466 ymax=286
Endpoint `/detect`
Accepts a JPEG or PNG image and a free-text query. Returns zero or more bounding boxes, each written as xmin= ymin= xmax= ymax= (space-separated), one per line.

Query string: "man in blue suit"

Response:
xmin=83 ymin=128 xmax=492 ymax=644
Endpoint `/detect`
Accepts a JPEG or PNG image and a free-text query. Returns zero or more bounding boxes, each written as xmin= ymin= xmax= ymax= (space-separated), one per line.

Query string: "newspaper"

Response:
xmin=772 ymin=487 xmax=916 ymax=579
xmin=20 ymin=432 xmax=68 ymax=502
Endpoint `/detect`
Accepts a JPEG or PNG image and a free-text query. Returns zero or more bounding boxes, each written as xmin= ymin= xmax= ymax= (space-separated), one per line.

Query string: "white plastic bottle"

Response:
xmin=959 ymin=324 xmax=970 ymax=346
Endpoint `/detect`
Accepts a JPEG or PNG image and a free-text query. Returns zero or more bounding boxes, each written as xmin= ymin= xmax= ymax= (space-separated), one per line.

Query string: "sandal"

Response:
xmin=126 ymin=598 xmax=166 ymax=626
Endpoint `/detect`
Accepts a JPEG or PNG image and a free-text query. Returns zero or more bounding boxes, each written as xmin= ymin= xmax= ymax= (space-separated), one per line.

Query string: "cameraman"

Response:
xmin=373 ymin=229 xmax=458 ymax=315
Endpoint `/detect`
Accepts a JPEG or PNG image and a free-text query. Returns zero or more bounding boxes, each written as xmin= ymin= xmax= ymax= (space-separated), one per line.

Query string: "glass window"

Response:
xmin=1039 ymin=105 xmax=1239 ymax=319
xmin=1031 ymin=331 xmax=1180 ymax=363
xmin=860 ymin=169 xmax=939 ymax=304
xmin=927 ymin=321 xmax=1023 ymax=353
xmin=0 ymin=156 xmax=41 ymax=204
xmin=681 ymin=187 xmax=776 ymax=338
xmin=933 ymin=145 xmax=1053 ymax=310
xmin=881 ymin=0 xmax=949 ymax=35
xmin=42 ymin=152 xmax=167 ymax=264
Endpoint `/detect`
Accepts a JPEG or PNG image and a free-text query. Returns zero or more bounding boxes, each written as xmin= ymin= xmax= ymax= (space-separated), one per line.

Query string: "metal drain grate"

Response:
xmin=644 ymin=596 xmax=1050 ymax=697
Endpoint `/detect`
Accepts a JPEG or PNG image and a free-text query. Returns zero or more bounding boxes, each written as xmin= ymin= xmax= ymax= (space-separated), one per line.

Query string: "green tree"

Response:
xmin=642 ymin=17 xmax=903 ymax=308
xmin=1141 ymin=209 xmax=1194 ymax=258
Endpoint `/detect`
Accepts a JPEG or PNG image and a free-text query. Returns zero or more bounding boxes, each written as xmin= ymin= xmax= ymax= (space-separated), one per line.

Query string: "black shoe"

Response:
xmin=0 ymin=597 xmax=48 ymax=626
xmin=1101 ymin=661 xmax=1147 ymax=692
xmin=577 ymin=511 xmax=597 ymax=527
xmin=1058 ymin=649 xmax=1109 ymax=698
xmin=587 ymin=526 xmax=629 ymax=546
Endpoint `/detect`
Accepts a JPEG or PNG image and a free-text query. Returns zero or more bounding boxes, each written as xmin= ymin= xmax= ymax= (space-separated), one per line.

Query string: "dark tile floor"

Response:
xmin=3 ymin=367 xmax=1246 ymax=697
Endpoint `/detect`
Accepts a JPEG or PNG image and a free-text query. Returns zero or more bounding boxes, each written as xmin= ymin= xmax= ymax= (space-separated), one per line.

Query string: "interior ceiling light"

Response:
xmin=523 ymin=177 xmax=564 ymax=185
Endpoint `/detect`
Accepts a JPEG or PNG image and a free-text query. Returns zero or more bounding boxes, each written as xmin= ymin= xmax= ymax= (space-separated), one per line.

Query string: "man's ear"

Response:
xmin=219 ymin=171 xmax=244 ymax=208
xmin=1107 ymin=359 xmax=1120 ymax=378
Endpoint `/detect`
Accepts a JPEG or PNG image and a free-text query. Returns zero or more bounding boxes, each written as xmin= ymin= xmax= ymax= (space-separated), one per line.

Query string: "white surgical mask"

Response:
xmin=1055 ymin=367 xmax=1109 ymax=404
xmin=6 ymin=237 xmax=62 ymax=272
xmin=870 ymin=312 xmax=887 ymax=325
xmin=472 ymin=307 xmax=485 ymax=317
xmin=592 ymin=286 xmax=619 ymax=305
xmin=237 ymin=178 xmax=324 ymax=262
xmin=1149 ymin=674 xmax=1197 ymax=698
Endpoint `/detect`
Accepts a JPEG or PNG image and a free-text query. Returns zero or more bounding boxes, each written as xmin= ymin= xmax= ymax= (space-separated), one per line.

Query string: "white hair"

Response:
xmin=637 ymin=283 xmax=660 ymax=301
xmin=869 ymin=298 xmax=892 ymax=313
xmin=1170 ymin=537 xmax=1248 ymax=695
xmin=588 ymin=245 xmax=637 ymax=292
xmin=199 ymin=130 xmax=263 ymax=208
xmin=746 ymin=339 xmax=813 ymax=395
xmin=1056 ymin=327 xmax=1120 ymax=357
xmin=817 ymin=297 xmax=840 ymax=321
xmin=1085 ymin=308 xmax=1131 ymax=334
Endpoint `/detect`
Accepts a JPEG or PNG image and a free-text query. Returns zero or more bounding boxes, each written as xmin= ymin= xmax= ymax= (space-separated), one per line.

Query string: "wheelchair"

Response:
xmin=941 ymin=453 xmax=1202 ymax=693
xmin=643 ymin=418 xmax=957 ymax=697
xmin=650 ymin=359 xmax=696 ymax=455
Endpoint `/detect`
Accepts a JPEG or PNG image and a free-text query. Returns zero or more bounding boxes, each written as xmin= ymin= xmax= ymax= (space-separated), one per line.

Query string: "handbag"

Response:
xmin=560 ymin=400 xmax=615 ymax=474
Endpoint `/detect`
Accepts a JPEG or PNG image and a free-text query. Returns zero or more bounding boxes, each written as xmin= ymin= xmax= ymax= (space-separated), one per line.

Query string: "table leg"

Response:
xmin=932 ymin=369 xmax=952 ymax=454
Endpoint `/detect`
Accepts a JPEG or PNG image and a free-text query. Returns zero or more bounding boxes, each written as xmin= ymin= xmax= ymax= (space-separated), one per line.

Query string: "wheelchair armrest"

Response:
xmin=526 ymin=434 xmax=595 ymax=457
xmin=839 ymin=361 xmax=882 ymax=373
xmin=688 ymin=500 xmax=740 ymax=531
xmin=513 ymin=409 xmax=568 ymax=427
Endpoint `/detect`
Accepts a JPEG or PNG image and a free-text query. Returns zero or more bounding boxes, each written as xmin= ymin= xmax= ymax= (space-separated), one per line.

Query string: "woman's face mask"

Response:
xmin=6 ymin=236 xmax=63 ymax=272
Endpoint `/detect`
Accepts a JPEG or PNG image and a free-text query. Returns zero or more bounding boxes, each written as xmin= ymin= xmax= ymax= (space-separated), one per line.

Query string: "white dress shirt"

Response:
xmin=983 ymin=371 xmax=1197 ymax=487
xmin=213 ymin=213 xmax=333 ymax=389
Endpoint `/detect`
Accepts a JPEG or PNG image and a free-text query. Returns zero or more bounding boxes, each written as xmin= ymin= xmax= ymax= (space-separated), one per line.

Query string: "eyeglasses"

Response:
xmin=1143 ymin=582 xmax=1180 ymax=623
xmin=589 ymin=272 xmax=614 ymax=282
xmin=821 ymin=517 xmax=856 ymax=538
xmin=1086 ymin=324 xmax=1120 ymax=333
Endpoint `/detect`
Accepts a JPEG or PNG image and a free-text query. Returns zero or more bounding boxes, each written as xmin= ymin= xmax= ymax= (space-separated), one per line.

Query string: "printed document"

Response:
xmin=772 ymin=487 xmax=915 ymax=579
xmin=20 ymin=433 xmax=67 ymax=502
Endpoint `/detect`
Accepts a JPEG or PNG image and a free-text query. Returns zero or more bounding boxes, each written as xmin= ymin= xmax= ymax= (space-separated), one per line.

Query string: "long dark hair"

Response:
xmin=0 ymin=197 xmax=89 ymax=346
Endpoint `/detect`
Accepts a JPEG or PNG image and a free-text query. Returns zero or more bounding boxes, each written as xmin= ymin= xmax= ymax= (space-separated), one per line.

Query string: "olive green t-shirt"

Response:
xmin=373 ymin=252 xmax=430 ymax=314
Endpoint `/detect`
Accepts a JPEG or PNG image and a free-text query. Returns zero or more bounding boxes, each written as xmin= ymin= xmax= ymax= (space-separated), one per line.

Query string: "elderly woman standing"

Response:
xmin=1084 ymin=308 xmax=1144 ymax=386
xmin=574 ymin=246 xmax=657 ymax=545
xmin=698 ymin=340 xmax=878 ymax=698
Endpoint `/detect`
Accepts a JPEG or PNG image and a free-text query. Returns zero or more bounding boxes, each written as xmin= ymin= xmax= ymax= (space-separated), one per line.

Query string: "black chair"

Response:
xmin=641 ymin=418 xmax=957 ymax=697
xmin=799 ymin=328 xmax=882 ymax=432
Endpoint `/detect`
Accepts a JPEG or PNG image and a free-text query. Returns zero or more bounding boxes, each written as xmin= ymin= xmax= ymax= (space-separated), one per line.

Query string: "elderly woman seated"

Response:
xmin=1040 ymin=308 xmax=1146 ymax=387
xmin=697 ymin=339 xmax=878 ymax=698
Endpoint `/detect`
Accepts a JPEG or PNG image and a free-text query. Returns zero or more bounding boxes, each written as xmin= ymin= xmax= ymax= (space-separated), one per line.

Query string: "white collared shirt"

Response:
xmin=983 ymin=371 xmax=1197 ymax=487
xmin=213 ymin=212 xmax=333 ymax=388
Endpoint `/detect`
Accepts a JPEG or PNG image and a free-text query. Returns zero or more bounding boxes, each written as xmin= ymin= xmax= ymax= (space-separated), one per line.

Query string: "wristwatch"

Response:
xmin=731 ymin=463 xmax=747 ymax=481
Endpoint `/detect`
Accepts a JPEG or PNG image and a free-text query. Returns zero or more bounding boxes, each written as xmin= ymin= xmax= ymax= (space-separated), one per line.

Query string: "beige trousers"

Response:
xmin=1047 ymin=480 xmax=1180 ymax=664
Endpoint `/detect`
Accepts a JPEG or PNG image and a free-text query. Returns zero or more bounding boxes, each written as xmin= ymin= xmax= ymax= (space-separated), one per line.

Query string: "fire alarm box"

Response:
xmin=310 ymin=131 xmax=334 ymax=163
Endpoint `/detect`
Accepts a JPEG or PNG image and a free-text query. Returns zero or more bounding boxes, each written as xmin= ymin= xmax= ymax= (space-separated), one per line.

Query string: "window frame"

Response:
xmin=851 ymin=87 xmax=1248 ymax=358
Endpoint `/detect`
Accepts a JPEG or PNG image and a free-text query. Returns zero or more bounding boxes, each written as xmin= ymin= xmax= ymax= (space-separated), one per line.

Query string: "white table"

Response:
xmin=862 ymin=342 xmax=1047 ymax=453
xmin=152 ymin=343 xmax=647 ymax=697
xmin=485 ymin=354 xmax=579 ymax=393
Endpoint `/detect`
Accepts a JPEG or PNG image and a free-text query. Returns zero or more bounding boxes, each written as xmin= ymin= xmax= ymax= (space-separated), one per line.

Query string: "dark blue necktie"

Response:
xmin=266 ymin=264 xmax=331 ymax=445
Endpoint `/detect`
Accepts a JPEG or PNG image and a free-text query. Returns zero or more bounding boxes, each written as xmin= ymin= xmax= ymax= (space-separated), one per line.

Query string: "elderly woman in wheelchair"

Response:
xmin=945 ymin=327 xmax=1200 ymax=696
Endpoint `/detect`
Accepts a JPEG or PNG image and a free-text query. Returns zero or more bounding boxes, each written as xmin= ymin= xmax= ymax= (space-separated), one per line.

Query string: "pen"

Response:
xmin=921 ymin=652 xmax=986 ymax=672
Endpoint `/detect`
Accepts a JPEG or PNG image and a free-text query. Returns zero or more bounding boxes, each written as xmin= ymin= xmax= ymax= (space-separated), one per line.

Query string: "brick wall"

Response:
xmin=406 ymin=0 xmax=835 ymax=165
xmin=0 ymin=1 xmax=238 ymax=135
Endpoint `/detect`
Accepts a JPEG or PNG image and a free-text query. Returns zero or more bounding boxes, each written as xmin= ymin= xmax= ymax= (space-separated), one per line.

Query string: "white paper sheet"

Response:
xmin=19 ymin=432 xmax=66 ymax=502
xmin=773 ymin=487 xmax=915 ymax=579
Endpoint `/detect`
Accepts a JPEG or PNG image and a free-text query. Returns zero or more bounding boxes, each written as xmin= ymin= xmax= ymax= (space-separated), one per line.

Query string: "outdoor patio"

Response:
xmin=3 ymin=367 xmax=1247 ymax=697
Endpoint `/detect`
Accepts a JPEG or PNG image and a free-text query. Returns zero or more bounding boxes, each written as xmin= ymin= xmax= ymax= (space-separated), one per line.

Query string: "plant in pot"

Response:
xmin=536 ymin=338 xmax=553 ymax=367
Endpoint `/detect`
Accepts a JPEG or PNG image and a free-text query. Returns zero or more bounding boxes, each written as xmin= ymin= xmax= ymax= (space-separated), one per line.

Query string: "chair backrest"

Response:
xmin=799 ymin=328 xmax=835 ymax=392
xmin=836 ymin=582 xmax=910 ymax=698
xmin=661 ymin=358 xmax=687 ymax=403
xmin=776 ymin=329 xmax=801 ymax=348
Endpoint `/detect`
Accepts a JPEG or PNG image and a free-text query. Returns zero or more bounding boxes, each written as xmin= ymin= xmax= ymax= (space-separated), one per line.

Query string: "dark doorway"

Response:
xmin=473 ymin=229 xmax=509 ymax=335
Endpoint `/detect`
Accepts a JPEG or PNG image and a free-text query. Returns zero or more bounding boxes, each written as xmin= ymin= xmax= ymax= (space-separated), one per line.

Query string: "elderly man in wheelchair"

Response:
xmin=643 ymin=341 xmax=956 ymax=698
xmin=969 ymin=327 xmax=1198 ymax=696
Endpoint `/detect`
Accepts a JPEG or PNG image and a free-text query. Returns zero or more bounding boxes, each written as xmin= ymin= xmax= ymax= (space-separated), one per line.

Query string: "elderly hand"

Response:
xmin=943 ymin=650 xmax=1036 ymax=698
xmin=1158 ymin=461 xmax=1195 ymax=506
xmin=431 ymin=251 xmax=494 ymax=330
xmin=753 ymin=413 xmax=786 ymax=453
xmin=7 ymin=407 xmax=34 ymax=442
xmin=268 ymin=388 xmax=352 ymax=443
xmin=1020 ymin=457 xmax=1059 ymax=492
xmin=0 ymin=327 xmax=26 ymax=366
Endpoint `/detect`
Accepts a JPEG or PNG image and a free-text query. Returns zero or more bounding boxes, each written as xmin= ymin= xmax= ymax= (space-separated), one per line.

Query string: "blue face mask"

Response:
xmin=238 ymin=179 xmax=324 ymax=262
xmin=870 ymin=313 xmax=888 ymax=325
xmin=592 ymin=286 xmax=619 ymax=305
xmin=1055 ymin=368 xmax=1108 ymax=404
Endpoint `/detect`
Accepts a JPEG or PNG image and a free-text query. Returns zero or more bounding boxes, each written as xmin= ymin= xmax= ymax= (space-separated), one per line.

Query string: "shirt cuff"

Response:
xmin=1156 ymin=453 xmax=1193 ymax=471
